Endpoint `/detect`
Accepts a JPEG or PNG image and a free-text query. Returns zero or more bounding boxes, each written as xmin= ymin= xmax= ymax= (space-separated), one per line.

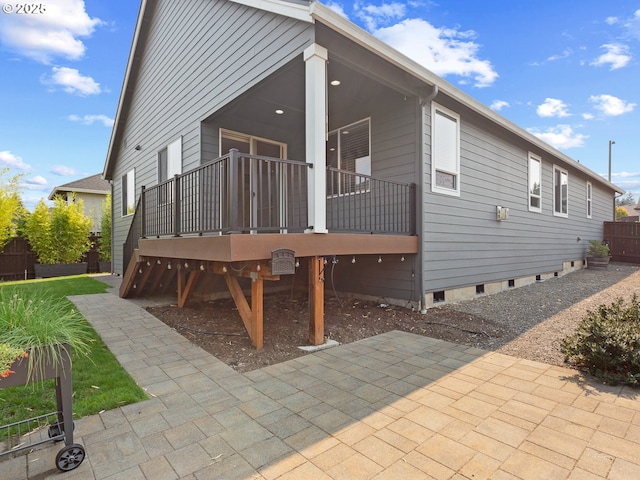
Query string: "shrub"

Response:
xmin=24 ymin=195 xmax=92 ymax=264
xmin=98 ymin=194 xmax=111 ymax=262
xmin=587 ymin=240 xmax=610 ymax=257
xmin=0 ymin=168 xmax=24 ymax=250
xmin=561 ymin=295 xmax=640 ymax=386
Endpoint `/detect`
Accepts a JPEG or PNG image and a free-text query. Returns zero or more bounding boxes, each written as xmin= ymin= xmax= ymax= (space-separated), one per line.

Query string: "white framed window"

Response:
xmin=121 ymin=168 xmax=135 ymax=216
xmin=528 ymin=153 xmax=542 ymax=212
xmin=586 ymin=181 xmax=592 ymax=218
xmin=431 ymin=103 xmax=460 ymax=196
xmin=553 ymin=165 xmax=568 ymax=217
xmin=158 ymin=136 xmax=182 ymax=183
xmin=326 ymin=118 xmax=371 ymax=196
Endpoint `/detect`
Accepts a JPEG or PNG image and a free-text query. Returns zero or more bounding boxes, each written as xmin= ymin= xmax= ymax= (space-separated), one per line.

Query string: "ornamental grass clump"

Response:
xmin=0 ymin=287 xmax=93 ymax=383
xmin=561 ymin=295 xmax=640 ymax=386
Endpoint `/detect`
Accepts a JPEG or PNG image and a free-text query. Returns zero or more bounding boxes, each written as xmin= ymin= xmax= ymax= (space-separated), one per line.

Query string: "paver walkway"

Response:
xmin=3 ymin=278 xmax=640 ymax=479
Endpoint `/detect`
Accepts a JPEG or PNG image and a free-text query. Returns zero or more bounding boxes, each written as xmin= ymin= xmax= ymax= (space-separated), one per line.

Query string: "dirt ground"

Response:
xmin=147 ymin=293 xmax=505 ymax=373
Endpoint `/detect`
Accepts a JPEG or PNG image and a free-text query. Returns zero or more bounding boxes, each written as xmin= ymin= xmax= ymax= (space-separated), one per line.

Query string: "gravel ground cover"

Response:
xmin=447 ymin=262 xmax=640 ymax=365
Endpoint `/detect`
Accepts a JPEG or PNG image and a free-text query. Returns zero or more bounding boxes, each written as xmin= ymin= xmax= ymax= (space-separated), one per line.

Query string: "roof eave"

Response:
xmin=103 ymin=0 xmax=148 ymax=181
xmin=310 ymin=2 xmax=624 ymax=194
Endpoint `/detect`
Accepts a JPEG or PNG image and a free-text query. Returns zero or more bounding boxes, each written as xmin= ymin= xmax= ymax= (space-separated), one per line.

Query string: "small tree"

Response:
xmin=0 ymin=168 xmax=24 ymax=250
xmin=615 ymin=192 xmax=635 ymax=206
xmin=24 ymin=195 xmax=92 ymax=264
xmin=98 ymin=194 xmax=112 ymax=262
xmin=615 ymin=206 xmax=629 ymax=219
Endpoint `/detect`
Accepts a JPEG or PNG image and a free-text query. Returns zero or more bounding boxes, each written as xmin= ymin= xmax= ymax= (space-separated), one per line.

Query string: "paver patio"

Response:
xmin=2 ymin=278 xmax=640 ymax=479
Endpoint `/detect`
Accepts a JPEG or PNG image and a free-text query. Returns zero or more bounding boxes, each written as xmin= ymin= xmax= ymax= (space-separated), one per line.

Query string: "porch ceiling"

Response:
xmin=213 ymin=56 xmax=408 ymax=134
xmin=138 ymin=233 xmax=419 ymax=263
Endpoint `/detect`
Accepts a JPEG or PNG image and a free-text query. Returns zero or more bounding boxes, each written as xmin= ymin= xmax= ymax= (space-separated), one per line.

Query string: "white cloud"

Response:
xmin=590 ymin=43 xmax=631 ymax=70
xmin=624 ymin=10 xmax=640 ymax=40
xmin=0 ymin=0 xmax=103 ymax=63
xmin=0 ymin=150 xmax=31 ymax=170
xmin=51 ymin=165 xmax=78 ymax=176
xmin=68 ymin=114 xmax=114 ymax=127
xmin=547 ymin=49 xmax=573 ymax=62
xmin=490 ymin=100 xmax=509 ymax=111
xmin=43 ymin=67 xmax=101 ymax=96
xmin=528 ymin=125 xmax=588 ymax=149
xmin=354 ymin=1 xmax=406 ymax=30
xmin=611 ymin=171 xmax=640 ymax=179
xmin=589 ymin=94 xmax=636 ymax=116
xmin=374 ymin=18 xmax=498 ymax=87
xmin=536 ymin=98 xmax=571 ymax=118
xmin=25 ymin=175 xmax=48 ymax=186
xmin=606 ymin=16 xmax=619 ymax=26
xmin=582 ymin=113 xmax=595 ymax=120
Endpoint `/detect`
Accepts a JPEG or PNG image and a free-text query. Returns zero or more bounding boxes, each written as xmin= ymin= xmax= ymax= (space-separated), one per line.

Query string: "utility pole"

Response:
xmin=608 ymin=140 xmax=615 ymax=182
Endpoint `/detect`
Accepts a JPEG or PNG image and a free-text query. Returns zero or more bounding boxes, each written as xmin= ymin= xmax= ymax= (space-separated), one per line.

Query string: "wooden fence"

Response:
xmin=604 ymin=221 xmax=640 ymax=264
xmin=0 ymin=235 xmax=102 ymax=281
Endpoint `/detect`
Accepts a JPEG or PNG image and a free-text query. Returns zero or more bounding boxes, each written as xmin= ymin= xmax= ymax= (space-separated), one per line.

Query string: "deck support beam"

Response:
xmin=308 ymin=256 xmax=325 ymax=345
xmin=177 ymin=268 xmax=200 ymax=308
xmin=225 ymin=273 xmax=264 ymax=349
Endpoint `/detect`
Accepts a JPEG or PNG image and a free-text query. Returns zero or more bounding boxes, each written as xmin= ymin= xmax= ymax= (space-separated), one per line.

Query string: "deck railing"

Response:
xmin=142 ymin=149 xmax=310 ymax=237
xmin=139 ymin=150 xmax=416 ymax=239
xmin=326 ymin=167 xmax=416 ymax=235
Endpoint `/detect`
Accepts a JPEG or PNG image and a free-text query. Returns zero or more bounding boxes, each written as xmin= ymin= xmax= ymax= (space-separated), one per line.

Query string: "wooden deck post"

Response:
xmin=251 ymin=277 xmax=264 ymax=349
xmin=308 ymin=256 xmax=324 ymax=345
xmin=225 ymin=273 xmax=264 ymax=349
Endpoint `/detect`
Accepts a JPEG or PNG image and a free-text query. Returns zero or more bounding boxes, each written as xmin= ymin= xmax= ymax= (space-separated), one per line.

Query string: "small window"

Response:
xmin=158 ymin=137 xmax=182 ymax=183
xmin=528 ymin=153 xmax=542 ymax=212
xmin=586 ymin=181 xmax=592 ymax=218
xmin=121 ymin=168 xmax=135 ymax=216
xmin=431 ymin=103 xmax=460 ymax=196
xmin=326 ymin=118 xmax=371 ymax=196
xmin=553 ymin=165 xmax=568 ymax=217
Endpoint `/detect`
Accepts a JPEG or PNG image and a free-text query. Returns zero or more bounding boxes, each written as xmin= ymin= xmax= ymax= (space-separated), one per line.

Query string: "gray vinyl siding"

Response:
xmin=422 ymin=101 xmax=613 ymax=293
xmin=333 ymin=96 xmax=420 ymax=301
xmin=111 ymin=0 xmax=313 ymax=273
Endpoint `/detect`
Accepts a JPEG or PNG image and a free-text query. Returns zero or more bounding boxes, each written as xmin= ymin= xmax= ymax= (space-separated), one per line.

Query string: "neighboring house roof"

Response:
xmin=48 ymin=173 xmax=111 ymax=201
xmin=103 ymin=0 xmax=623 ymax=195
xmin=620 ymin=204 xmax=640 ymax=216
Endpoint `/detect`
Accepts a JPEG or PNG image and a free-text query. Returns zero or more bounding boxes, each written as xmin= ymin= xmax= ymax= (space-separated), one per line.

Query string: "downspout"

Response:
xmin=418 ymin=85 xmax=438 ymax=313
xmin=110 ymin=180 xmax=114 ymax=274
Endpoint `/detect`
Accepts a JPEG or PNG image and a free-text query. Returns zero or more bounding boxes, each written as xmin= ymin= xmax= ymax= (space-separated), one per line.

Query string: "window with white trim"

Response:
xmin=326 ymin=118 xmax=371 ymax=195
xmin=431 ymin=103 xmax=460 ymax=196
xmin=528 ymin=153 xmax=542 ymax=212
xmin=586 ymin=181 xmax=592 ymax=218
xmin=553 ymin=165 xmax=568 ymax=217
xmin=121 ymin=168 xmax=135 ymax=216
xmin=158 ymin=137 xmax=182 ymax=183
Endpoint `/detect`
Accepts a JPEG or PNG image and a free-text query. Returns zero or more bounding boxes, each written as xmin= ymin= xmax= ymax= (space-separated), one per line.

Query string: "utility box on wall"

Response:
xmin=496 ymin=206 xmax=509 ymax=221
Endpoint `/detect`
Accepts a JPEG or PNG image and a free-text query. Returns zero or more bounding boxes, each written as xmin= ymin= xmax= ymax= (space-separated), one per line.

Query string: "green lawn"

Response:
xmin=0 ymin=275 xmax=148 ymax=429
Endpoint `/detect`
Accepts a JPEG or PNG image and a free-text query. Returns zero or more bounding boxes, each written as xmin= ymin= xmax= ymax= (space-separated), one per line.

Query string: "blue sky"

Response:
xmin=0 ymin=0 xmax=638 ymax=211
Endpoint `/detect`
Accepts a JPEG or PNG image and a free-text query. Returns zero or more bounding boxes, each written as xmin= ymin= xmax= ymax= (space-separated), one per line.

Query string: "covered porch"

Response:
xmin=119 ymin=40 xmax=423 ymax=349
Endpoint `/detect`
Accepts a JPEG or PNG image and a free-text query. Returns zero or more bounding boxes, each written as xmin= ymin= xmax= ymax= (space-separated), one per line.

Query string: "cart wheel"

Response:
xmin=55 ymin=443 xmax=85 ymax=471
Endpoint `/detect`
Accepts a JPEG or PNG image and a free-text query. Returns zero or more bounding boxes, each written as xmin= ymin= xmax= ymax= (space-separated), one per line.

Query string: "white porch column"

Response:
xmin=304 ymin=44 xmax=328 ymax=234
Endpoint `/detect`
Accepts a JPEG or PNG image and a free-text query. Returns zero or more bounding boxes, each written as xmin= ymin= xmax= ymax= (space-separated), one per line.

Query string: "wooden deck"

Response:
xmin=120 ymin=233 xmax=418 ymax=350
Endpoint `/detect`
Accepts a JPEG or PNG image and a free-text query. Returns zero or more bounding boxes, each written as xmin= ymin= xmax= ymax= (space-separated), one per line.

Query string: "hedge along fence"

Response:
xmin=0 ymin=235 xmax=104 ymax=281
